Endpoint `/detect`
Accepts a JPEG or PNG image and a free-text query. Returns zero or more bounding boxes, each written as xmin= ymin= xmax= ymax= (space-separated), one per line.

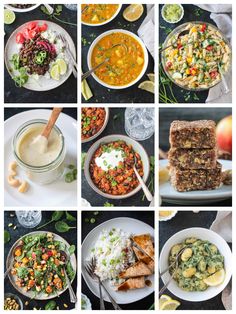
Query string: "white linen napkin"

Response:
xmin=138 ymin=4 xmax=155 ymax=58
xmin=197 ymin=5 xmax=232 ymax=103
xmin=210 ymin=211 xmax=232 ymax=310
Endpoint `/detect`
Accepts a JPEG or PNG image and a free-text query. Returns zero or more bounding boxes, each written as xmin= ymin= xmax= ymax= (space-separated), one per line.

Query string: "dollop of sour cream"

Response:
xmin=95 ymin=149 xmax=124 ymax=171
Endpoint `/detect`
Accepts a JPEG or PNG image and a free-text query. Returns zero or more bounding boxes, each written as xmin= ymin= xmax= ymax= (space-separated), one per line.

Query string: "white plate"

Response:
xmin=4 ymin=109 xmax=77 ymax=207
xmin=82 ymin=217 xmax=154 ymax=304
xmin=5 ymin=20 xmax=76 ymax=91
xmin=159 ymin=159 xmax=232 ymax=205
xmin=6 ymin=231 xmax=77 ymax=300
xmin=159 ymin=227 xmax=232 ymax=302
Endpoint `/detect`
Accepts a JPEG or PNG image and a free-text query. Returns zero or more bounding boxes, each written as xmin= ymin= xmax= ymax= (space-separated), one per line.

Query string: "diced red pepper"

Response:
xmin=200 ymin=23 xmax=207 ymax=32
xmin=177 ymin=43 xmax=182 ymax=49
xmin=47 ymin=250 xmax=53 ymax=257
xmin=190 ymin=67 xmax=197 ymax=75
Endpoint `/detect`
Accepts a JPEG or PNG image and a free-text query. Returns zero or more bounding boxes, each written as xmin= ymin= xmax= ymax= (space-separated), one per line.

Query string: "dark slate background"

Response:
xmin=82 ymin=4 xmax=155 ymax=104
xmin=82 ymin=210 xmax=155 ymax=310
xmin=159 ymin=210 xmax=232 ymax=310
xmin=81 ymin=107 xmax=155 ymax=207
xmin=4 ymin=4 xmax=77 ymax=104
xmin=4 ymin=210 xmax=77 ymax=310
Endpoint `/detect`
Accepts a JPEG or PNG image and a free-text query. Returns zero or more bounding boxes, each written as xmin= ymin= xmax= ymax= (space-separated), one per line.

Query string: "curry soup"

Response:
xmin=82 ymin=4 xmax=119 ymax=24
xmin=91 ymin=32 xmax=145 ymax=86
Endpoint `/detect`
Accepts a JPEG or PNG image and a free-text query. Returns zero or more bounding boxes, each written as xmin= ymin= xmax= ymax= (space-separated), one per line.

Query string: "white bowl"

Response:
xmin=159 ymin=227 xmax=232 ymax=302
xmin=87 ymin=29 xmax=149 ymax=89
xmin=84 ymin=134 xmax=150 ymax=199
xmin=161 ymin=4 xmax=184 ymax=24
xmin=4 ymin=4 xmax=40 ymax=13
xmin=82 ymin=4 xmax=122 ymax=26
xmin=81 ymin=108 xmax=109 ymax=143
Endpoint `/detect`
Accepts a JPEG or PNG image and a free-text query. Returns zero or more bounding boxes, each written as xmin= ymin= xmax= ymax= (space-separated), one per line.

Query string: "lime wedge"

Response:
xmin=50 ymin=64 xmax=60 ymax=81
xmin=56 ymin=59 xmax=67 ymax=75
xmin=147 ymin=73 xmax=155 ymax=83
xmin=4 ymin=9 xmax=16 ymax=25
xmin=138 ymin=80 xmax=155 ymax=94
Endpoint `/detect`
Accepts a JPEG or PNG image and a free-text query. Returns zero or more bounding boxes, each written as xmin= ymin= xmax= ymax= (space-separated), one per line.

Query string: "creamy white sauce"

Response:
xmin=95 ymin=149 xmax=124 ymax=171
xmin=17 ymin=124 xmax=62 ymax=167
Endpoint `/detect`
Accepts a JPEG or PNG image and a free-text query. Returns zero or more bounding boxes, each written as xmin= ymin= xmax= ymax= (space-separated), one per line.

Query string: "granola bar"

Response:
xmin=170 ymin=162 xmax=222 ymax=192
xmin=168 ymin=147 xmax=217 ymax=169
xmin=169 ymin=120 xmax=216 ymax=148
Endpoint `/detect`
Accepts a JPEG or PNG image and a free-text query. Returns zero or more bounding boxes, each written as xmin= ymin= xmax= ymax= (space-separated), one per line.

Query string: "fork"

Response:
xmin=85 ymin=257 xmax=123 ymax=310
xmin=58 ymin=34 xmax=77 ymax=77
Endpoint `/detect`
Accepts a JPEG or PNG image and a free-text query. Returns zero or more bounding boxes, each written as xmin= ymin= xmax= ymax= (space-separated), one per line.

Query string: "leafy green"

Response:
xmin=17 ymin=266 xmax=29 ymax=279
xmin=12 ymin=67 xmax=29 ymax=88
xmin=40 ymin=4 xmax=77 ymax=27
xmin=55 ymin=221 xmax=76 ymax=233
xmin=68 ymin=244 xmax=76 ymax=255
xmin=66 ymin=261 xmax=75 ymax=281
xmin=45 ymin=300 xmax=57 ymax=310
xmin=66 ymin=211 xmax=76 ymax=222
xmin=104 ymin=201 xmax=114 ymax=207
xmin=4 ymin=230 xmax=11 ymax=244
xmin=37 ymin=211 xmax=64 ymax=229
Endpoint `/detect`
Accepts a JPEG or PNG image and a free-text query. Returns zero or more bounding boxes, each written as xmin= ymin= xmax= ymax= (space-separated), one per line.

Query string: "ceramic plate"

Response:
xmin=4 ymin=109 xmax=77 ymax=206
xmin=6 ymin=231 xmax=77 ymax=300
xmin=159 ymin=159 xmax=232 ymax=205
xmin=82 ymin=217 xmax=154 ymax=304
xmin=5 ymin=20 xmax=76 ymax=91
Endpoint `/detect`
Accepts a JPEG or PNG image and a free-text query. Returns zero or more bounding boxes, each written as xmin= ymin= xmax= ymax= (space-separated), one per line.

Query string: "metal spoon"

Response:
xmin=81 ymin=43 xmax=128 ymax=81
xmin=60 ymin=250 xmax=77 ymax=303
xmin=81 ymin=5 xmax=89 ymax=14
xmin=133 ymin=156 xmax=153 ymax=202
xmin=160 ymin=29 xmax=189 ymax=53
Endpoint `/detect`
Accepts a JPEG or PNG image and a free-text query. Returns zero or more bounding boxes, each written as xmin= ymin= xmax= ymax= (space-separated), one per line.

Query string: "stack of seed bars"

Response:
xmin=168 ymin=120 xmax=222 ymax=192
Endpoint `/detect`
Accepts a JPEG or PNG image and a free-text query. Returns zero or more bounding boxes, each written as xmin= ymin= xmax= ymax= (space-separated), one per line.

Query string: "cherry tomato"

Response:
xmin=22 ymin=28 xmax=30 ymax=39
xmin=166 ymin=61 xmax=172 ymax=68
xmin=16 ymin=32 xmax=25 ymax=44
xmin=39 ymin=23 xmax=48 ymax=32
xmin=206 ymin=45 xmax=213 ymax=51
xmin=210 ymin=71 xmax=218 ymax=79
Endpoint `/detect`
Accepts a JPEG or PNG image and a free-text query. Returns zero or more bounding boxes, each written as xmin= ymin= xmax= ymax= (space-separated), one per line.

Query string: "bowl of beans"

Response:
xmin=81 ymin=107 xmax=109 ymax=143
xmin=4 ymin=4 xmax=40 ymax=12
xmin=84 ymin=134 xmax=150 ymax=199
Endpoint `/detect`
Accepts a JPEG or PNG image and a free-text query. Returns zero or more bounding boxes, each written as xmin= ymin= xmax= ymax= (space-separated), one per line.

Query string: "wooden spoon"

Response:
xmin=41 ymin=107 xmax=63 ymax=139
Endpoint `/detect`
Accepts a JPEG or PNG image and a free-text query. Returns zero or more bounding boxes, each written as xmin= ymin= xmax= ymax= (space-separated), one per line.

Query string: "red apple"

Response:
xmin=216 ymin=115 xmax=232 ymax=153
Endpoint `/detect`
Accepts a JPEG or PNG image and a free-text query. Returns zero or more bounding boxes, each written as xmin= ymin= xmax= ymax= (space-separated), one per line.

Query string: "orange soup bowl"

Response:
xmin=87 ymin=29 xmax=149 ymax=89
xmin=81 ymin=4 xmax=122 ymax=26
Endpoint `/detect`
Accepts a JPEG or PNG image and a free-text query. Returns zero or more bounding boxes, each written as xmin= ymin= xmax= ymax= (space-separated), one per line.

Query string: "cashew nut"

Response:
xmin=8 ymin=161 xmax=18 ymax=176
xmin=8 ymin=175 xmax=20 ymax=187
xmin=18 ymin=180 xmax=29 ymax=193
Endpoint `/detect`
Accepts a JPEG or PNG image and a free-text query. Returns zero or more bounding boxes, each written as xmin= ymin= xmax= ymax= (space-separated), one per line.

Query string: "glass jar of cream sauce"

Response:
xmin=13 ymin=119 xmax=66 ymax=185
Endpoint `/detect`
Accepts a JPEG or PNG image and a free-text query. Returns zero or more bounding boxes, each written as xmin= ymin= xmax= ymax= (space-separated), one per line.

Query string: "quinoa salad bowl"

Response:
xmin=6 ymin=231 xmax=77 ymax=300
xmin=161 ymin=22 xmax=231 ymax=91
xmin=5 ymin=20 xmax=76 ymax=91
